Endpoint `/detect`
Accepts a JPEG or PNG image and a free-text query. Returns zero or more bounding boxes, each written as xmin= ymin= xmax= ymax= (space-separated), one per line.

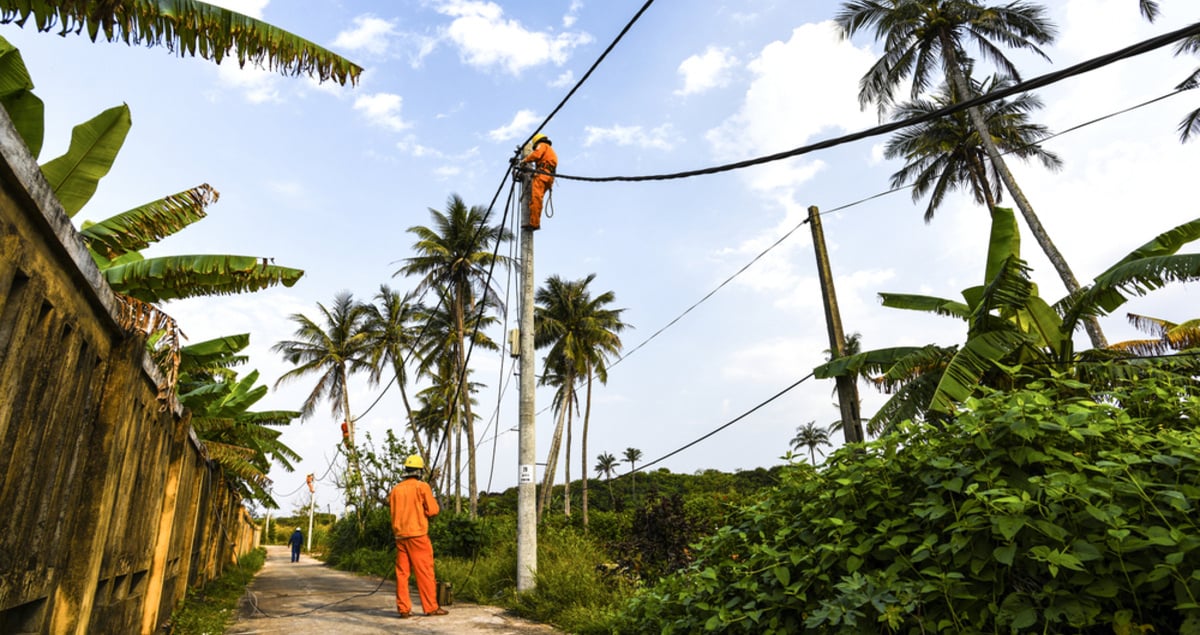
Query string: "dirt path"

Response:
xmin=228 ymin=545 xmax=562 ymax=634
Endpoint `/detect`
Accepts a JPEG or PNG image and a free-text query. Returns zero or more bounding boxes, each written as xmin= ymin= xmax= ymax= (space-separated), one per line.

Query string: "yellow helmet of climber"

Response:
xmin=404 ymin=454 xmax=425 ymax=470
xmin=531 ymin=133 xmax=551 ymax=147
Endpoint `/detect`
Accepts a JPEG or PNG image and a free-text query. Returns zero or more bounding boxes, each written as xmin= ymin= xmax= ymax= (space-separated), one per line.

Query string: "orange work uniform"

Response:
xmin=388 ymin=476 xmax=441 ymax=615
xmin=521 ymin=141 xmax=557 ymax=229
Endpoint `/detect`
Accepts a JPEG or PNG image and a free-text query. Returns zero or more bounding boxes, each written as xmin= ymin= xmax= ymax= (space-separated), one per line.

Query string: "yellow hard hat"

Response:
xmin=404 ymin=455 xmax=425 ymax=470
xmin=531 ymin=133 xmax=550 ymax=146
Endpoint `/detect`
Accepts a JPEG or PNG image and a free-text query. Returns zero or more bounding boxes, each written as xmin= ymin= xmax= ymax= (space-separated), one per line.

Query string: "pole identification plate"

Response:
xmin=519 ymin=464 xmax=535 ymax=483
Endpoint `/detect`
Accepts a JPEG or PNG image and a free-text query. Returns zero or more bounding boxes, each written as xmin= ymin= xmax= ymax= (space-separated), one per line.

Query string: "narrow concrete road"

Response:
xmin=228 ymin=545 xmax=562 ymax=634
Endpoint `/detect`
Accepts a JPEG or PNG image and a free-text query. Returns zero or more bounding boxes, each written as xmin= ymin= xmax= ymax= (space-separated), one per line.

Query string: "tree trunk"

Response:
xmin=563 ymin=397 xmax=573 ymax=517
xmin=454 ymin=287 xmax=479 ymax=518
xmin=339 ymin=374 xmax=367 ymax=525
xmin=394 ymin=360 xmax=428 ymax=460
xmin=941 ymin=36 xmax=1106 ymax=348
xmin=537 ymin=396 xmax=569 ymax=523
xmin=581 ymin=373 xmax=593 ymax=529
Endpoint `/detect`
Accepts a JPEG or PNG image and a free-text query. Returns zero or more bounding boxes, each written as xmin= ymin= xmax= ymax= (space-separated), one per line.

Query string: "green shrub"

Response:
xmin=617 ymin=375 xmax=1200 ymax=634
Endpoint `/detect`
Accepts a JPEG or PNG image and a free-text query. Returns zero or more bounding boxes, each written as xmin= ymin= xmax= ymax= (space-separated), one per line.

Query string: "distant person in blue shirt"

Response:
xmin=288 ymin=527 xmax=303 ymax=562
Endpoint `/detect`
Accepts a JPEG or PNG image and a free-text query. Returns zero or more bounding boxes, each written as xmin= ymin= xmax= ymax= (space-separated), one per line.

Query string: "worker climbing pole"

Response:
xmin=517 ymin=133 xmax=557 ymax=230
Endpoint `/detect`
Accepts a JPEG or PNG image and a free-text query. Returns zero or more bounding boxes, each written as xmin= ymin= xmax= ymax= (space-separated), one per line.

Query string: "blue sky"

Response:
xmin=5 ymin=1 xmax=1198 ymax=514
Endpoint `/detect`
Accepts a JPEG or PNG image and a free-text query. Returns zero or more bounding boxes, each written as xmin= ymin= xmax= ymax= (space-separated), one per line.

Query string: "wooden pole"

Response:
xmin=808 ymin=205 xmax=864 ymax=444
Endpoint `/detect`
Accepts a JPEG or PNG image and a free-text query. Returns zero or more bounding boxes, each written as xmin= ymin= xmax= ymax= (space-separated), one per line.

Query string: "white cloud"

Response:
xmin=550 ymin=70 xmax=575 ymax=88
xmin=707 ymin=21 xmax=877 ymax=191
xmin=488 ymin=109 xmax=540 ymax=142
xmin=436 ymin=0 xmax=593 ymax=74
xmin=354 ymin=93 xmax=410 ymax=131
xmin=583 ymin=123 xmax=677 ymax=151
xmin=676 ymin=46 xmax=737 ymax=96
xmin=333 ymin=15 xmax=399 ymax=56
xmin=563 ymin=0 xmax=583 ymax=28
xmin=216 ymin=61 xmax=282 ymax=103
xmin=434 ymin=165 xmax=462 ymax=178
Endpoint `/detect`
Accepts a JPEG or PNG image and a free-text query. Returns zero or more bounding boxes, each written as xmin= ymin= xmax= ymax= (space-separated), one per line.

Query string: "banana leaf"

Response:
xmin=0 ymin=0 xmax=361 ymax=85
xmin=813 ymin=346 xmax=926 ymax=380
xmin=104 ymin=254 xmax=303 ymax=302
xmin=80 ymin=184 xmax=218 ymax=259
xmin=40 ymin=104 xmax=130 ymax=217
xmin=0 ymin=35 xmax=43 ymax=156
xmin=179 ymin=333 xmax=250 ymax=372
xmin=930 ymin=330 xmax=1031 ymax=413
xmin=879 ymin=293 xmax=970 ymax=318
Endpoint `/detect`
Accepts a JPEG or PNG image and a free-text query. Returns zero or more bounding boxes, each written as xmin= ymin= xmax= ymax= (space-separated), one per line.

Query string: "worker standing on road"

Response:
xmin=288 ymin=527 xmax=303 ymax=563
xmin=388 ymin=455 xmax=447 ymax=618
xmin=520 ymin=133 xmax=557 ymax=230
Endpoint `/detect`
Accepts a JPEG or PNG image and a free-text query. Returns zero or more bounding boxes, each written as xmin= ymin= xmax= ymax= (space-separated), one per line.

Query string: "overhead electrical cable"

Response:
xmin=545 ymin=20 xmax=1200 ymax=184
xmin=613 ymin=373 xmax=815 ymax=478
xmin=523 ymin=0 xmax=657 ymax=147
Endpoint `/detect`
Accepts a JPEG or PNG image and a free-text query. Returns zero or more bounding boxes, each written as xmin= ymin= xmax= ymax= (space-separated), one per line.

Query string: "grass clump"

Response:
xmin=165 ymin=547 xmax=265 ymax=634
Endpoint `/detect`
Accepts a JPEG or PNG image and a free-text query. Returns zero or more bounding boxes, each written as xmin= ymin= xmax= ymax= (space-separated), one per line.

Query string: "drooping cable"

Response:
xmin=545 ymin=21 xmax=1200 ymax=184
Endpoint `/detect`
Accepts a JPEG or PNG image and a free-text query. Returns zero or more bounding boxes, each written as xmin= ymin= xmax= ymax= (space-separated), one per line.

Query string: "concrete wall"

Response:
xmin=0 ymin=106 xmax=258 ymax=633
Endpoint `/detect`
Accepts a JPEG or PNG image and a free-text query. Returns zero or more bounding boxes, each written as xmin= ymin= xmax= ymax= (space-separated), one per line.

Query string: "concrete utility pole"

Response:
xmin=307 ymin=475 xmax=315 ymax=551
xmin=808 ymin=205 xmax=865 ymax=445
xmin=516 ymin=170 xmax=538 ymax=592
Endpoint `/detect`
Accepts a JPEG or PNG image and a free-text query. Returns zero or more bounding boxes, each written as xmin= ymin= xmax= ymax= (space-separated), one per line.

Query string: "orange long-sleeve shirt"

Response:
xmin=522 ymin=143 xmax=558 ymax=181
xmin=388 ymin=477 xmax=440 ymax=539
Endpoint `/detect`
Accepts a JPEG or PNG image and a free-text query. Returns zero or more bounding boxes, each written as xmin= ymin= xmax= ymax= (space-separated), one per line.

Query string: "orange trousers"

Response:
xmin=528 ymin=176 xmax=552 ymax=228
xmin=394 ymin=535 xmax=439 ymax=614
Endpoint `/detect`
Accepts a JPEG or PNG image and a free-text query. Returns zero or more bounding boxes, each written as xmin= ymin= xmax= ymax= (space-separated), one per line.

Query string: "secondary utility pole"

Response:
xmin=808 ymin=205 xmax=864 ymax=445
xmin=516 ymin=168 xmax=538 ymax=592
xmin=306 ymin=474 xmax=315 ymax=551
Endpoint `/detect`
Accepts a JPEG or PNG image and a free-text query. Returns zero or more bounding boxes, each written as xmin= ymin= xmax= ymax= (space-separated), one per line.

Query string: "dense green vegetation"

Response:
xmin=164 ymin=548 xmax=266 ymax=635
xmin=323 ymin=464 xmax=782 ymax=632
xmin=617 ymin=373 xmax=1200 ymax=633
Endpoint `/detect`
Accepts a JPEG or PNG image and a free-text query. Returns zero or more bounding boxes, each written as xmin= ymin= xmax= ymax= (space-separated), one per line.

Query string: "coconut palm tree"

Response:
xmin=272 ymin=292 xmax=372 ymax=511
xmin=790 ymin=421 xmax=832 ymax=465
xmin=534 ymin=273 xmax=628 ymax=525
xmin=835 ymin=0 xmax=1107 ymax=348
xmin=361 ymin=285 xmax=428 ymax=460
xmin=1135 ymin=1 xmax=1200 ymax=141
xmin=885 ymin=75 xmax=1063 ymax=222
xmin=398 ymin=195 xmax=510 ymax=518
xmin=0 ymin=0 xmax=360 ymax=85
xmin=623 ymin=447 xmax=643 ymax=499
xmin=407 ymin=284 xmax=498 ymax=512
xmin=595 ymin=452 xmax=619 ymax=508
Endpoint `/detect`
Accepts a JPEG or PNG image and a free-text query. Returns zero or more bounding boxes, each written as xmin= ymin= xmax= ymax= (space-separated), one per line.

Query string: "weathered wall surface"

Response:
xmin=0 ymin=108 xmax=258 ymax=633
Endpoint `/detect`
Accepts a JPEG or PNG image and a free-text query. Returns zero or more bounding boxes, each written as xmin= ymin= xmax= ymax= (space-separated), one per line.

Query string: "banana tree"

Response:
xmin=816 ymin=207 xmax=1200 ymax=433
xmin=0 ymin=0 xmax=361 ymax=85
xmin=178 ymin=334 xmax=302 ymax=507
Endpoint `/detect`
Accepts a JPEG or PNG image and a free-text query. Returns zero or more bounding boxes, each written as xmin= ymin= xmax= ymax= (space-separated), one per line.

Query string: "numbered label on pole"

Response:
xmin=519 ymin=464 xmax=535 ymax=483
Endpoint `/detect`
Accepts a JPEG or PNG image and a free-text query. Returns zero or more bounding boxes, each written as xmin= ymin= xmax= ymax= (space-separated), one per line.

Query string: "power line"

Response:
xmin=546 ymin=20 xmax=1200 ymax=184
xmin=613 ymin=373 xmax=815 ymax=478
xmin=524 ymin=0 xmax=657 ymax=148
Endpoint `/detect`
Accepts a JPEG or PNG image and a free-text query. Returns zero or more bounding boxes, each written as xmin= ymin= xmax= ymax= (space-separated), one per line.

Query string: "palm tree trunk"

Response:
xmin=393 ymin=360 xmax=428 ymax=460
xmin=564 ymin=398 xmax=573 ymax=517
xmin=941 ymin=36 xmax=1106 ymax=348
xmin=454 ymin=288 xmax=479 ymax=517
xmin=581 ymin=373 xmax=593 ymax=529
xmin=339 ymin=371 xmax=368 ymax=524
xmin=538 ymin=400 xmax=569 ymax=523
